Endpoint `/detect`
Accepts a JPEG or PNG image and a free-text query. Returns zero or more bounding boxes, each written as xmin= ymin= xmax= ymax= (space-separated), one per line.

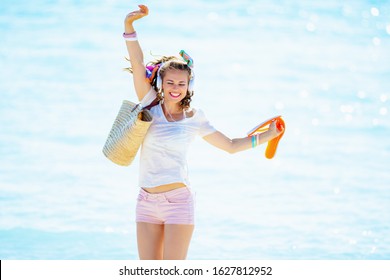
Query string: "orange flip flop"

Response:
xmin=247 ymin=116 xmax=285 ymax=159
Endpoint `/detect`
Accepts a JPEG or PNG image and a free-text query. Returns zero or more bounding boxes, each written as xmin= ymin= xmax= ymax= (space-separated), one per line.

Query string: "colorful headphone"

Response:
xmin=179 ymin=50 xmax=195 ymax=92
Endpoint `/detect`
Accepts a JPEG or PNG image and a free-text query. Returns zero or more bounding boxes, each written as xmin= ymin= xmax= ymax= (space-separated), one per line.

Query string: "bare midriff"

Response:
xmin=142 ymin=182 xmax=186 ymax=194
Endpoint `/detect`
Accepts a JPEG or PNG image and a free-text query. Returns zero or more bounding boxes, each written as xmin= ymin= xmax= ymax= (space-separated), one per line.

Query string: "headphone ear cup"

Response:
xmin=157 ymin=75 xmax=162 ymax=90
xmin=156 ymin=63 xmax=164 ymax=91
xmin=188 ymin=78 xmax=194 ymax=92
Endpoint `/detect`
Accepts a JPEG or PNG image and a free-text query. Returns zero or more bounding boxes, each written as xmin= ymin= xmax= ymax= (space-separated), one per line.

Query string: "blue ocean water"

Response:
xmin=1 ymin=0 xmax=389 ymax=260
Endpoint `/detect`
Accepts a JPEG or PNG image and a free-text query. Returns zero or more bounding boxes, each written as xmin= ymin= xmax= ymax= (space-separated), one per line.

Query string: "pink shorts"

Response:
xmin=136 ymin=187 xmax=195 ymax=225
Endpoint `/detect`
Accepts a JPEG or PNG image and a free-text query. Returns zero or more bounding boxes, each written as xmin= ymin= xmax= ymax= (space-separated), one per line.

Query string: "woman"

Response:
xmin=124 ymin=4 xmax=284 ymax=260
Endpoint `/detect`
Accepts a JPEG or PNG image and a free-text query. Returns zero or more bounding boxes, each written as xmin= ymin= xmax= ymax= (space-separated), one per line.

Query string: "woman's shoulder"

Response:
xmin=185 ymin=107 xmax=196 ymax=118
xmin=185 ymin=107 xmax=208 ymax=120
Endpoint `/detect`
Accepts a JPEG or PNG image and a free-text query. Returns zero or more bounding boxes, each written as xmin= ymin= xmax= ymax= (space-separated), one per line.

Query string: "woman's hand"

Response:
xmin=125 ymin=4 xmax=149 ymax=25
xmin=268 ymin=120 xmax=284 ymax=138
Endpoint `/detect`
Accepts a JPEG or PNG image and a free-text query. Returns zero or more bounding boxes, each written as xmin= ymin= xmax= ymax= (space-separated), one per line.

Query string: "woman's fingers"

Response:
xmin=271 ymin=120 xmax=284 ymax=132
xmin=269 ymin=121 xmax=276 ymax=130
xmin=138 ymin=4 xmax=149 ymax=15
xmin=269 ymin=120 xmax=283 ymax=137
xmin=125 ymin=4 xmax=149 ymax=22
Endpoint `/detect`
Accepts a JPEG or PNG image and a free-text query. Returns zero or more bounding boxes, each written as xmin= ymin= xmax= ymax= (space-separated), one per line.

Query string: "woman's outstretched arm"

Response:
xmin=203 ymin=121 xmax=284 ymax=154
xmin=124 ymin=4 xmax=151 ymax=101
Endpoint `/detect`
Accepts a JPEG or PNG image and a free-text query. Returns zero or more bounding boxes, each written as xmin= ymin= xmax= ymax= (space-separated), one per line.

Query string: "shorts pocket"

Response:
xmin=166 ymin=188 xmax=193 ymax=204
xmin=137 ymin=191 xmax=148 ymax=201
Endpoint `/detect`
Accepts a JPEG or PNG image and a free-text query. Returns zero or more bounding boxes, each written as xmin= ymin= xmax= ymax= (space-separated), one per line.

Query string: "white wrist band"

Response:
xmin=124 ymin=37 xmax=138 ymax=41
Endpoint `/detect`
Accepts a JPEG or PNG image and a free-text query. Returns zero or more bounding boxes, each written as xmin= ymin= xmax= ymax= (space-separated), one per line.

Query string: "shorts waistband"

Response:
xmin=139 ymin=187 xmax=191 ymax=201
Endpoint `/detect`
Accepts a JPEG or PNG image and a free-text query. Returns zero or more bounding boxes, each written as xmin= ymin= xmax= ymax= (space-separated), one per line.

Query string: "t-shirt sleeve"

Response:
xmin=196 ymin=109 xmax=217 ymax=137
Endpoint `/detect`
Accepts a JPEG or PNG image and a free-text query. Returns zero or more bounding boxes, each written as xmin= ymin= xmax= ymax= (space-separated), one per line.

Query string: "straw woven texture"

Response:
xmin=103 ymin=100 xmax=153 ymax=166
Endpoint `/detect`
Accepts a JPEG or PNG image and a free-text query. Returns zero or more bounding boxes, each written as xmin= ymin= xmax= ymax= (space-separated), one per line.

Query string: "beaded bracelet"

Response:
xmin=123 ymin=31 xmax=138 ymax=41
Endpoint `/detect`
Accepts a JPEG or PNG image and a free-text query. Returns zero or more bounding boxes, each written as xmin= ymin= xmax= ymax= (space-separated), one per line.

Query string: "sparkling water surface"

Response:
xmin=1 ymin=0 xmax=389 ymax=259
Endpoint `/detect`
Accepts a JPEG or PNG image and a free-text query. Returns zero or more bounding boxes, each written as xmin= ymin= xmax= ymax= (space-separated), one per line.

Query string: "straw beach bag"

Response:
xmin=102 ymin=100 xmax=154 ymax=166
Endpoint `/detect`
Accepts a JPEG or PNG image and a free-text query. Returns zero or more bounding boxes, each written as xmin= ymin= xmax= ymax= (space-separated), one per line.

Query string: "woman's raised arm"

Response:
xmin=124 ymin=4 xmax=151 ymax=101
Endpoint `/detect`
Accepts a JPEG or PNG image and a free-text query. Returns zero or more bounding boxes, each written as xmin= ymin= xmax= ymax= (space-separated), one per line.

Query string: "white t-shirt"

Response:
xmin=139 ymin=88 xmax=216 ymax=188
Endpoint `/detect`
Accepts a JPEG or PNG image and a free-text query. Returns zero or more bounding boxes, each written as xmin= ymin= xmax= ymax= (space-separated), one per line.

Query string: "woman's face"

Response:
xmin=162 ymin=69 xmax=189 ymax=104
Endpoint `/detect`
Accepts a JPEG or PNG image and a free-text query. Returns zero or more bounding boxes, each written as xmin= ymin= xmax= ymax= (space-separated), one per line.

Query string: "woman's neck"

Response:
xmin=162 ymin=101 xmax=185 ymax=122
xmin=163 ymin=100 xmax=182 ymax=114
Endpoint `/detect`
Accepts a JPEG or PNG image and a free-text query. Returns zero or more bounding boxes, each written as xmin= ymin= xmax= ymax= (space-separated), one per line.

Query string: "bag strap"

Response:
xmin=143 ymin=98 xmax=160 ymax=111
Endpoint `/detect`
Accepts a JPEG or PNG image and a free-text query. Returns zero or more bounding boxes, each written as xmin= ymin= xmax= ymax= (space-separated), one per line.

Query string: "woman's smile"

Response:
xmin=169 ymin=91 xmax=181 ymax=99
